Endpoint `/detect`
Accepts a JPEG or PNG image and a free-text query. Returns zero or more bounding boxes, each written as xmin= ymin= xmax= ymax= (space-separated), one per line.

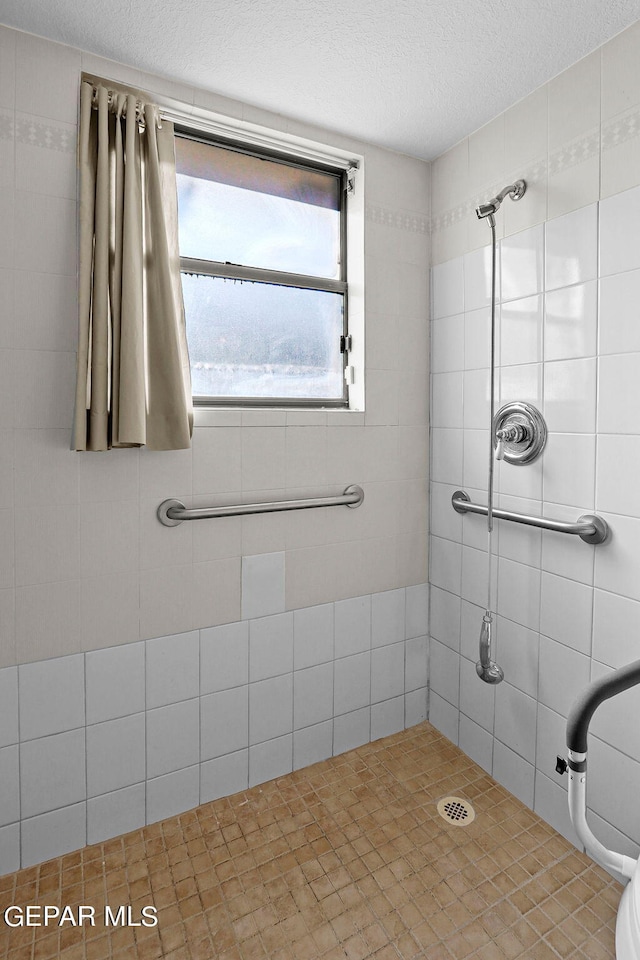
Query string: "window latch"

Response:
xmin=345 ymin=164 xmax=357 ymax=196
xmin=340 ymin=334 xmax=352 ymax=354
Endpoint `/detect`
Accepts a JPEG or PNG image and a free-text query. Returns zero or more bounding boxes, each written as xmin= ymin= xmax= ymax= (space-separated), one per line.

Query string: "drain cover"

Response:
xmin=437 ymin=796 xmax=476 ymax=826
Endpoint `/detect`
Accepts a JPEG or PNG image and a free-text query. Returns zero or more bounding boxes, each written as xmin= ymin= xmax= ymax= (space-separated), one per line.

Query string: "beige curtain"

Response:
xmin=73 ymin=79 xmax=193 ymax=451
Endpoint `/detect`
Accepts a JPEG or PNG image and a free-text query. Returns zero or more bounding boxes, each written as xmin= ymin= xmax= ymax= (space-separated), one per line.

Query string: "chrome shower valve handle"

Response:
xmin=493 ymin=402 xmax=547 ymax=466
xmin=496 ymin=422 xmax=529 ymax=444
xmin=495 ymin=421 xmax=531 ymax=461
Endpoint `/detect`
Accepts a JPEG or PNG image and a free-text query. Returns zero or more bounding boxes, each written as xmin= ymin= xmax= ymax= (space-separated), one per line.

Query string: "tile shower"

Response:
xmin=0 ymin=725 xmax=624 ymax=960
xmin=428 ymin=19 xmax=640 ymax=869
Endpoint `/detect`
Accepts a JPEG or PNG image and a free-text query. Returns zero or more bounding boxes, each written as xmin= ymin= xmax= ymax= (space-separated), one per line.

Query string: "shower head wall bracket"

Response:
xmin=507 ymin=179 xmax=526 ymax=202
xmin=493 ymin=401 xmax=547 ymax=465
xmin=476 ymin=180 xmax=526 ymax=220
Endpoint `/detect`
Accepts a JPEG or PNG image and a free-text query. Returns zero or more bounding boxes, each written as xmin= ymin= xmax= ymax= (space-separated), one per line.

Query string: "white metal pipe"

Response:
xmin=568 ymin=770 xmax=636 ymax=880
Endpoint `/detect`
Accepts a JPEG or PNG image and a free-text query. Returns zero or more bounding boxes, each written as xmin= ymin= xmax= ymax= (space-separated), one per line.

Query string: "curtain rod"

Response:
xmin=87 ymin=83 xmax=156 ymax=128
xmin=84 ymin=75 xmax=361 ymax=171
xmin=164 ymin=108 xmax=360 ymax=172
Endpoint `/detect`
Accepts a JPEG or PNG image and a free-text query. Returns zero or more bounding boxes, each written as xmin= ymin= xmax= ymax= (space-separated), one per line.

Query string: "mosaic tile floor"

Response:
xmin=0 ymin=722 xmax=622 ymax=959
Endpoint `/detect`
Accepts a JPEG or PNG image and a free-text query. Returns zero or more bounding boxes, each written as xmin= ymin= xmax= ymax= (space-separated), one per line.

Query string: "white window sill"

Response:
xmin=193 ymin=407 xmax=365 ymax=428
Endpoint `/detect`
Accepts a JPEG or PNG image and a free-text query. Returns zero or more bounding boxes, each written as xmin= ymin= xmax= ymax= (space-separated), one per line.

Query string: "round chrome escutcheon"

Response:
xmin=493 ymin=401 xmax=547 ymax=466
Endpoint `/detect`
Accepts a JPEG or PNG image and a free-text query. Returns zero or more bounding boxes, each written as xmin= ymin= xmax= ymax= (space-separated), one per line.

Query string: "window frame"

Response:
xmin=174 ymin=125 xmax=351 ymax=409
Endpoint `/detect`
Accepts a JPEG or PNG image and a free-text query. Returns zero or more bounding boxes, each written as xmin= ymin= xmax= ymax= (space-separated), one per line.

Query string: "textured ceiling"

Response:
xmin=2 ymin=0 xmax=640 ymax=159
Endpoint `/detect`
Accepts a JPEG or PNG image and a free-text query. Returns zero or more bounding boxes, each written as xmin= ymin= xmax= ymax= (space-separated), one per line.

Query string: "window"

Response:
xmin=174 ymin=131 xmax=354 ymax=407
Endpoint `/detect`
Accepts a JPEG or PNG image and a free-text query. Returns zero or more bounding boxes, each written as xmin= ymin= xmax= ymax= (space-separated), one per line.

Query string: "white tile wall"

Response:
xmin=0 ymin=747 xmax=19 ymax=828
xmin=371 ymin=588 xmax=405 ymax=647
xmin=539 ymin=573 xmax=593 ymax=654
xmin=0 ymin=21 xmax=429 ymax=681
xmin=146 ymin=700 xmax=200 ymax=779
xmin=542 ymin=433 xmax=595 ymax=508
xmin=500 ymin=225 xmax=544 ymax=301
xmin=371 ymin=643 xmax=405 ymax=703
xmin=494 ymin=683 xmax=537 ymax=763
xmin=334 ymin=652 xmax=371 ymax=716
xmin=334 ymin=595 xmax=371 ymax=658
xmin=241 ymin=552 xmax=285 ymax=620
xmin=405 ymin=636 xmax=428 ymax=691
xmin=500 ymin=295 xmax=542 ymax=367
xmin=593 ymin=589 xmax=640 ymax=669
xmin=494 ymin=618 xmax=538 ymax=699
xmin=0 ymin=824 xmax=19 ymax=875
xmin=462 ymin=371 xmax=491 ymax=430
xmin=544 ymin=204 xmax=597 ymax=291
xmin=146 ymin=631 xmax=199 ymax=708
xmin=430 ymin=168 xmax=640 ymax=865
xmin=599 ymin=185 xmax=640 ymax=277
xmin=249 ymin=674 xmax=293 ymax=744
xmin=18 ymin=654 xmax=85 ymax=741
xmin=464 ymin=309 xmax=491 ymax=371
xmin=85 ymin=642 xmax=145 ymax=724
xmin=249 ymin=612 xmax=293 ymax=681
xmin=86 ymin=714 xmax=146 ymax=798
xmin=200 ymin=621 xmax=249 ymax=693
xmin=493 ymin=741 xmax=535 ymax=808
xmin=429 ymin=21 xmax=640 ymax=861
xmin=371 ymin=696 xmax=404 ymax=740
xmin=0 ymin=667 xmax=18 ymax=748
xmin=404 ymin=687 xmax=428 ymax=727
xmin=200 ymin=750 xmax=248 ymax=803
xmin=544 ymin=281 xmax=597 ymax=362
xmin=20 ymin=729 xmax=86 ymax=819
xmin=147 ymin=766 xmax=200 ymax=825
xmin=87 ymin=783 xmax=146 ymax=845
xmin=0 ymin=584 xmax=427 ymax=873
xmin=292 ymin=603 xmax=334 ymax=669
xmin=333 ymin=706 xmax=370 ymax=754
xmin=21 ymin=803 xmax=86 ymax=870
xmin=293 ymin=663 xmax=333 ymax=729
xmin=459 ymin=714 xmax=493 ymax=773
xmin=459 ymin=656 xmax=494 ymax=731
xmin=293 ymin=720 xmax=333 ymax=770
xmin=598 ymin=270 xmax=640 ymax=356
xmin=249 ymin=735 xmax=293 ymax=788
xmin=200 ymin=686 xmax=248 ymax=761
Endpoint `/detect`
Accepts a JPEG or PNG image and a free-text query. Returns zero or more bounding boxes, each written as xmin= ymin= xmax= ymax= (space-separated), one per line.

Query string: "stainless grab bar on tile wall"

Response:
xmin=451 ymin=490 xmax=609 ymax=545
xmin=157 ymin=485 xmax=365 ymax=526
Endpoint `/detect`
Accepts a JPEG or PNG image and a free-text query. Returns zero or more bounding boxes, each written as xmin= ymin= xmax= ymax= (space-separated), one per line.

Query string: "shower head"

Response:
xmin=476 ymin=179 xmax=526 ymax=221
xmin=476 ymin=612 xmax=504 ymax=684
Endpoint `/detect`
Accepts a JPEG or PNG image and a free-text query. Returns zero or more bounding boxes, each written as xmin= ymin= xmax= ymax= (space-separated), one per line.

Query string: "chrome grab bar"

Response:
xmin=158 ymin=484 xmax=364 ymax=526
xmin=451 ymin=490 xmax=608 ymax=544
